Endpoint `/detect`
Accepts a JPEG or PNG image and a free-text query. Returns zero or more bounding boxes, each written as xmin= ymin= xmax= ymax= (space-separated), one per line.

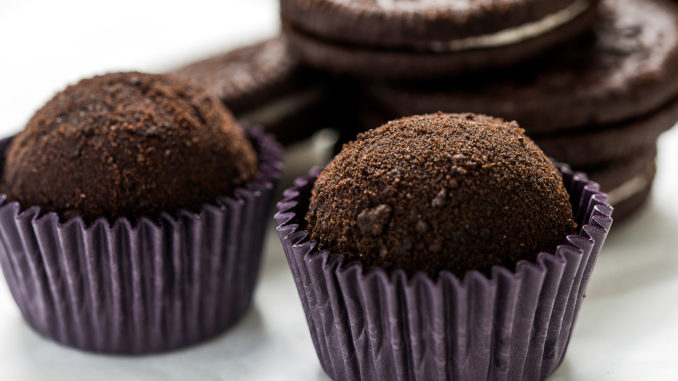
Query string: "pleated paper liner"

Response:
xmin=275 ymin=163 xmax=613 ymax=381
xmin=0 ymin=126 xmax=282 ymax=354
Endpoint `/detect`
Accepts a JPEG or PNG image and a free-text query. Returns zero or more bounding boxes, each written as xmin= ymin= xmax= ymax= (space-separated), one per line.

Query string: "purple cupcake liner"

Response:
xmin=0 ymin=126 xmax=282 ymax=354
xmin=275 ymin=164 xmax=613 ymax=381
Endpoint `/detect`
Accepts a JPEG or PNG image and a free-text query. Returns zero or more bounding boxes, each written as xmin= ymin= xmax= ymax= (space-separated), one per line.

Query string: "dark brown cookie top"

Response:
xmin=1 ymin=72 xmax=258 ymax=223
xmin=367 ymin=0 xmax=678 ymax=133
xmin=282 ymin=0 xmax=592 ymax=49
xmin=306 ymin=113 xmax=576 ymax=277
xmin=173 ymin=37 xmax=308 ymax=113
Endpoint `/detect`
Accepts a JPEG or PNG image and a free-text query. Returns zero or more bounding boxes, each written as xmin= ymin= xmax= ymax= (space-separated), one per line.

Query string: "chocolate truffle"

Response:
xmin=306 ymin=113 xmax=576 ymax=276
xmin=1 ymin=72 xmax=258 ymax=222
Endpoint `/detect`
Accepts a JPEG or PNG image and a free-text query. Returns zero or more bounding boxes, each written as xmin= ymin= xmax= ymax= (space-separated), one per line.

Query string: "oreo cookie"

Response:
xmin=281 ymin=0 xmax=600 ymax=78
xmin=365 ymin=0 xmax=678 ymax=134
xmin=586 ymin=148 xmax=657 ymax=221
xmin=172 ymin=37 xmax=334 ymax=145
xmin=531 ymin=98 xmax=678 ymax=167
xmin=360 ymin=95 xmax=678 ymax=168
xmin=356 ymin=0 xmax=678 ymax=221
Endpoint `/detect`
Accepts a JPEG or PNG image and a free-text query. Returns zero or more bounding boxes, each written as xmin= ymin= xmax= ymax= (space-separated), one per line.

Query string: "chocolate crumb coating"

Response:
xmin=306 ymin=113 xmax=576 ymax=277
xmin=1 ymin=72 xmax=258 ymax=222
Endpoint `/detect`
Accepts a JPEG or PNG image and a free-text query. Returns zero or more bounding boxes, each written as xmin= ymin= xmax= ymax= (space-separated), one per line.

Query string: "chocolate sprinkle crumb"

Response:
xmin=431 ymin=189 xmax=447 ymax=207
xmin=357 ymin=204 xmax=392 ymax=236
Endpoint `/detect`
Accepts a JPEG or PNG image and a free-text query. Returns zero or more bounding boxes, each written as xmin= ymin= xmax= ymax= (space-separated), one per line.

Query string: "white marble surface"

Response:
xmin=1 ymin=1 xmax=678 ymax=380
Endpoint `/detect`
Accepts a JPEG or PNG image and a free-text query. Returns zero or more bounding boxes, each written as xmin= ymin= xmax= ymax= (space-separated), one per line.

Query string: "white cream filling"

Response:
xmin=241 ymin=87 xmax=326 ymax=127
xmin=429 ymin=0 xmax=590 ymax=52
xmin=607 ymin=174 xmax=651 ymax=206
xmin=374 ymin=0 xmax=468 ymax=11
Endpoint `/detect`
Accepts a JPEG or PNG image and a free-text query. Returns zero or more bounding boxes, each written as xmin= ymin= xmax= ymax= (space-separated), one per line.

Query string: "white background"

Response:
xmin=1 ymin=1 xmax=677 ymax=380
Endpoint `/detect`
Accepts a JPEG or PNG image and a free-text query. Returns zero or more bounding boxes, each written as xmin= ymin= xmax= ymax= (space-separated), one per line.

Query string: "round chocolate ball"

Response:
xmin=1 ymin=72 xmax=258 ymax=222
xmin=306 ymin=113 xmax=576 ymax=276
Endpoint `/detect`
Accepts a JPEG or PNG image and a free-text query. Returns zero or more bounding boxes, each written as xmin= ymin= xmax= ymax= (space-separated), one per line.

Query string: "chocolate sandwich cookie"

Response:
xmin=530 ymin=97 xmax=678 ymax=167
xmin=350 ymin=109 xmax=658 ymax=223
xmin=584 ymin=148 xmax=655 ymax=192
xmin=281 ymin=0 xmax=600 ymax=79
xmin=352 ymin=101 xmax=665 ymax=222
xmin=585 ymin=149 xmax=656 ymax=222
xmin=364 ymin=0 xmax=678 ymax=133
xmin=357 ymin=93 xmax=678 ymax=167
xmin=173 ymin=37 xmax=333 ymax=145
xmin=606 ymin=165 xmax=655 ymax=223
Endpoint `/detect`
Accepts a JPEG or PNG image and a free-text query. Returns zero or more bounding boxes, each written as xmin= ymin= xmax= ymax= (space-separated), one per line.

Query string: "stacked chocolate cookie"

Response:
xmin=357 ymin=0 xmax=678 ymax=222
xmin=356 ymin=0 xmax=678 ymax=222
xmin=174 ymin=0 xmax=678 ymax=222
xmin=280 ymin=0 xmax=600 ymax=78
xmin=172 ymin=37 xmax=360 ymax=147
xmin=172 ymin=37 xmax=336 ymax=146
